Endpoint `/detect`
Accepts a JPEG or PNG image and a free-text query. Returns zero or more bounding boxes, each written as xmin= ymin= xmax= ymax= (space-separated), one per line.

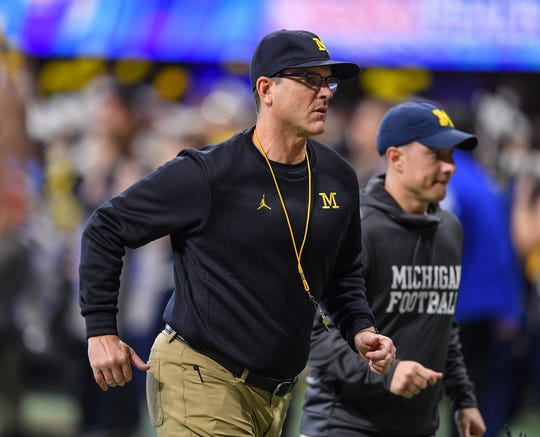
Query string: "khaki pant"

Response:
xmin=146 ymin=330 xmax=292 ymax=436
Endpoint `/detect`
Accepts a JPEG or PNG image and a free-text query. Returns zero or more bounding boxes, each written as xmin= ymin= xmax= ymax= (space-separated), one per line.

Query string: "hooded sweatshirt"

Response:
xmin=301 ymin=174 xmax=477 ymax=437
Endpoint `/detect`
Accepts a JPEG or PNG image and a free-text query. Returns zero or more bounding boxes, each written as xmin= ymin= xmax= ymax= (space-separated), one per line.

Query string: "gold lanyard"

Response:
xmin=253 ymin=129 xmax=331 ymax=330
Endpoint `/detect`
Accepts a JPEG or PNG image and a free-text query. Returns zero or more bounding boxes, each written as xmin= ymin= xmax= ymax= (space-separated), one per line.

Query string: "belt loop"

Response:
xmin=165 ymin=324 xmax=177 ymax=343
xmin=235 ymin=368 xmax=250 ymax=383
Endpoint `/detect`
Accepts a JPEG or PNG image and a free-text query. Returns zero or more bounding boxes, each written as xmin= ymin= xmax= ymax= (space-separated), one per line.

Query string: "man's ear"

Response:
xmin=386 ymin=146 xmax=404 ymax=173
xmin=256 ymin=77 xmax=273 ymax=105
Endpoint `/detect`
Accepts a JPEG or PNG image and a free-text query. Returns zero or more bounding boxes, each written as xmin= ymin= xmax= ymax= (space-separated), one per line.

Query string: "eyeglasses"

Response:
xmin=273 ymin=72 xmax=340 ymax=94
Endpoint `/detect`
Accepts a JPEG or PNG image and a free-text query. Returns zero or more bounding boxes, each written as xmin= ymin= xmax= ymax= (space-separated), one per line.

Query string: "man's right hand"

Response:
xmin=390 ymin=360 xmax=443 ymax=398
xmin=87 ymin=334 xmax=150 ymax=391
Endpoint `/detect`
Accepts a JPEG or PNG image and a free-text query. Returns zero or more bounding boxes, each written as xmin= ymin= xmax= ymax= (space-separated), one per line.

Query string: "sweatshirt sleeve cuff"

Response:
xmin=343 ymin=317 xmax=376 ymax=352
xmin=84 ymin=313 xmax=118 ymax=338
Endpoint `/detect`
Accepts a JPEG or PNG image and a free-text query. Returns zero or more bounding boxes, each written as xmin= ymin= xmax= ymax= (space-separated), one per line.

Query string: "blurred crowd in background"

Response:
xmin=1 ymin=32 xmax=540 ymax=437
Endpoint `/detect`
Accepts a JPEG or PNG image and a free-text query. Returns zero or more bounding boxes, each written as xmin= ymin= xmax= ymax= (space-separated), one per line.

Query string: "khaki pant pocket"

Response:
xmin=146 ymin=358 xmax=163 ymax=427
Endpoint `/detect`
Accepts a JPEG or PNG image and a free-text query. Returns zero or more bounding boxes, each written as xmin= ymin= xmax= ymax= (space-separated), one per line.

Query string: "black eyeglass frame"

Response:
xmin=272 ymin=72 xmax=340 ymax=93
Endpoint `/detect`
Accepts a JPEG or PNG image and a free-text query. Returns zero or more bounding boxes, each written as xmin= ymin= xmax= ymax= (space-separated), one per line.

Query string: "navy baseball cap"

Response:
xmin=249 ymin=29 xmax=360 ymax=91
xmin=377 ymin=100 xmax=478 ymax=155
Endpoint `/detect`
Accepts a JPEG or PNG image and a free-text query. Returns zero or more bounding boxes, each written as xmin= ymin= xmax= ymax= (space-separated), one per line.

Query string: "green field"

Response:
xmin=4 ymin=387 xmax=538 ymax=436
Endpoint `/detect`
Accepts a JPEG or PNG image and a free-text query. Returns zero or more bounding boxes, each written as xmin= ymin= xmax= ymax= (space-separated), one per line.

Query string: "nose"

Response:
xmin=318 ymin=83 xmax=334 ymax=100
xmin=441 ymin=159 xmax=456 ymax=175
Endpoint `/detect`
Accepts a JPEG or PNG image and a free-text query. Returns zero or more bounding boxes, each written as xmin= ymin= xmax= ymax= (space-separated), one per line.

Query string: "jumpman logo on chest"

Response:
xmin=257 ymin=194 xmax=271 ymax=210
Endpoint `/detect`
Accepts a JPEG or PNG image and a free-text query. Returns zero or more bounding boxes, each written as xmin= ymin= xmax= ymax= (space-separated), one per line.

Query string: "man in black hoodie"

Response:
xmin=300 ymin=100 xmax=486 ymax=437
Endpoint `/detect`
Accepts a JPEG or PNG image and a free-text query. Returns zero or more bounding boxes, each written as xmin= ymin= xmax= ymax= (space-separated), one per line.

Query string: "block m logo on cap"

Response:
xmin=312 ymin=37 xmax=328 ymax=52
xmin=432 ymin=109 xmax=455 ymax=128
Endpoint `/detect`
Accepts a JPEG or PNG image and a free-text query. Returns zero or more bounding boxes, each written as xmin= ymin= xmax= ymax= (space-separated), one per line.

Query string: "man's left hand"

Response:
xmin=354 ymin=329 xmax=396 ymax=375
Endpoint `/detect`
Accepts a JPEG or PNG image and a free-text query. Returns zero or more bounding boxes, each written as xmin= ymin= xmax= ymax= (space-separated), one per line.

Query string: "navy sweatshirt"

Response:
xmin=79 ymin=127 xmax=375 ymax=380
xmin=301 ymin=175 xmax=477 ymax=436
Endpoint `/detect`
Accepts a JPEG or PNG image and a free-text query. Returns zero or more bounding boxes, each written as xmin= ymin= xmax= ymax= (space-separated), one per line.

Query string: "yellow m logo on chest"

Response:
xmin=319 ymin=192 xmax=340 ymax=209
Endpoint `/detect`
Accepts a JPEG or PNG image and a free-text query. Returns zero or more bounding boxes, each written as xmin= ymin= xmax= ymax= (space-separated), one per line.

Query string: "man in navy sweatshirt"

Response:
xmin=79 ymin=29 xmax=396 ymax=437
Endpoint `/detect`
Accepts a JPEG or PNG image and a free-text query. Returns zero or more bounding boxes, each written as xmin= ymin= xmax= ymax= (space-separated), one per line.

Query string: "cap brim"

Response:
xmin=420 ymin=128 xmax=478 ymax=150
xmin=286 ymin=59 xmax=361 ymax=80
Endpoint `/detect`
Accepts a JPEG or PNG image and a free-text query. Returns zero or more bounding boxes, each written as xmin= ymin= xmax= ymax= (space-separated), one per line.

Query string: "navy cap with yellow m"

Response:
xmin=249 ymin=29 xmax=360 ymax=91
xmin=377 ymin=100 xmax=478 ymax=155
